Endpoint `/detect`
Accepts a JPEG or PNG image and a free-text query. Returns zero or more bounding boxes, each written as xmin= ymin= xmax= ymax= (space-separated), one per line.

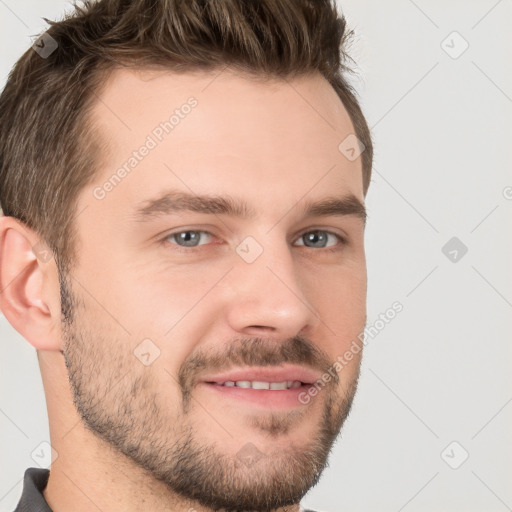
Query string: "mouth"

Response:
xmin=209 ymin=380 xmax=304 ymax=390
xmin=198 ymin=366 xmax=321 ymax=409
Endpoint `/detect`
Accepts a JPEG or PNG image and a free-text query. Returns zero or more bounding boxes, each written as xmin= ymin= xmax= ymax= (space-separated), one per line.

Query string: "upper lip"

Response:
xmin=200 ymin=365 xmax=321 ymax=385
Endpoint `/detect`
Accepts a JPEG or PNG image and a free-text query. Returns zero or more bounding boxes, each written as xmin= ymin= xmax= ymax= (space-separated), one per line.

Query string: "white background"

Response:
xmin=1 ymin=1 xmax=511 ymax=511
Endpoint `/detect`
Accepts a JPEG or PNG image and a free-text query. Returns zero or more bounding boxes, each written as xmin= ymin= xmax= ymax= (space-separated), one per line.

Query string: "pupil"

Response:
xmin=306 ymin=231 xmax=326 ymax=247
xmin=179 ymin=231 xmax=199 ymax=246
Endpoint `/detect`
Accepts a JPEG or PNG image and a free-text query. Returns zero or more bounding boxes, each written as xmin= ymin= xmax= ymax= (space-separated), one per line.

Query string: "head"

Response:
xmin=0 ymin=1 xmax=373 ymax=511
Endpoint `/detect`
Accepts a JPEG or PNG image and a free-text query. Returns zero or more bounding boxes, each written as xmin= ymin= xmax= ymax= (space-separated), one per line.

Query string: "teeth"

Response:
xmin=252 ymin=381 xmax=270 ymax=390
xmin=269 ymin=382 xmax=287 ymax=390
xmin=219 ymin=380 xmax=302 ymax=390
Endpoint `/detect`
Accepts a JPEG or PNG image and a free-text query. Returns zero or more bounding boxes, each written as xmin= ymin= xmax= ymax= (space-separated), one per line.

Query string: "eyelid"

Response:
xmin=162 ymin=228 xmax=216 ymax=248
xmin=292 ymin=227 xmax=347 ymax=246
xmin=161 ymin=227 xmax=348 ymax=251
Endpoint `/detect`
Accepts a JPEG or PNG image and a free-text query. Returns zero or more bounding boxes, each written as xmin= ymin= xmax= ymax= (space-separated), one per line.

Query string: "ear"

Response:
xmin=0 ymin=215 xmax=62 ymax=351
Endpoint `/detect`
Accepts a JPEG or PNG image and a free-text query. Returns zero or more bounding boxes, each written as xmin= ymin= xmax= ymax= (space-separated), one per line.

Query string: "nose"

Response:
xmin=224 ymin=237 xmax=320 ymax=339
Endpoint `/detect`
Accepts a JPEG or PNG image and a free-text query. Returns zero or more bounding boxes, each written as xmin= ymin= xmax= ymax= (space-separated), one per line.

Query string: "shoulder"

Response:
xmin=13 ymin=468 xmax=52 ymax=512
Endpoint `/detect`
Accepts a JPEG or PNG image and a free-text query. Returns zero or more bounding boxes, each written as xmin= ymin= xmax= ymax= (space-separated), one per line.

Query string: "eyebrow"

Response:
xmin=133 ymin=190 xmax=366 ymax=225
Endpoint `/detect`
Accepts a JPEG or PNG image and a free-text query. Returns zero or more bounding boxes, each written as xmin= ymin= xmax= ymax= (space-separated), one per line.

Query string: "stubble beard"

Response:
xmin=59 ymin=273 xmax=361 ymax=511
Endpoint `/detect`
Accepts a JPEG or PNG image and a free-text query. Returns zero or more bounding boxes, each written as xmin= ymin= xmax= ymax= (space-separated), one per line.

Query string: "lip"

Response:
xmin=197 ymin=365 xmax=322 ymax=409
xmin=200 ymin=365 xmax=321 ymax=385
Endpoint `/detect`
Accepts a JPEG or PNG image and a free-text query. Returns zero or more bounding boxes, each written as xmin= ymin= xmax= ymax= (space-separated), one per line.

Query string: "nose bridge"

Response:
xmin=225 ymin=231 xmax=318 ymax=335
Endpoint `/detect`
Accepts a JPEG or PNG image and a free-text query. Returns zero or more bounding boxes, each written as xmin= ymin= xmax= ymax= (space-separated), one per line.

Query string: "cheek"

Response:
xmin=307 ymin=263 xmax=367 ymax=330
xmin=115 ymin=262 xmax=231 ymax=370
xmin=104 ymin=254 xmax=228 ymax=330
xmin=302 ymin=264 xmax=366 ymax=374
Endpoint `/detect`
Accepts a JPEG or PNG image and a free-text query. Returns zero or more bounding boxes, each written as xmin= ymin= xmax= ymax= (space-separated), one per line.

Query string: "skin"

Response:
xmin=0 ymin=68 xmax=367 ymax=512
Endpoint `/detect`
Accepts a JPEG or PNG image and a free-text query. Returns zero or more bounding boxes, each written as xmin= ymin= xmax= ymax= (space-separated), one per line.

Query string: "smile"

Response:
xmin=198 ymin=366 xmax=321 ymax=409
xmin=210 ymin=380 xmax=303 ymax=390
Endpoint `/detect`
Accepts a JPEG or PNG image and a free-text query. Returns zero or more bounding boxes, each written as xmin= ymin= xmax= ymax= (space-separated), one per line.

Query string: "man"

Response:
xmin=0 ymin=0 xmax=373 ymax=511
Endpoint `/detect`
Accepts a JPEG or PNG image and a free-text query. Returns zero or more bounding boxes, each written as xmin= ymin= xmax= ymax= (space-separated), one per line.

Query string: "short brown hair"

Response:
xmin=0 ymin=0 xmax=373 ymax=275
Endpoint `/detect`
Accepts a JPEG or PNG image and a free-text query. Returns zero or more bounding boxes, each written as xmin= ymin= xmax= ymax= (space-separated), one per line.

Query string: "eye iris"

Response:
xmin=175 ymin=231 xmax=201 ymax=247
xmin=304 ymin=231 xmax=327 ymax=248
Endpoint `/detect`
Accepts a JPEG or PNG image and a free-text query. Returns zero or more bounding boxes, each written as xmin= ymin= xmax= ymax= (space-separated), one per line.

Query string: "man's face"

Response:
xmin=61 ymin=68 xmax=367 ymax=511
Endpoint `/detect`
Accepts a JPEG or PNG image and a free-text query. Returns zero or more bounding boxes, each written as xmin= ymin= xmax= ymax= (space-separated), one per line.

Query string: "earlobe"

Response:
xmin=0 ymin=216 xmax=62 ymax=352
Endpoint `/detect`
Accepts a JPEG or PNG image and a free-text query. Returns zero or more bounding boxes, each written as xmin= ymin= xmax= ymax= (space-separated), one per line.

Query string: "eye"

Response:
xmin=162 ymin=228 xmax=345 ymax=252
xmin=165 ymin=230 xmax=213 ymax=247
xmin=294 ymin=230 xmax=344 ymax=249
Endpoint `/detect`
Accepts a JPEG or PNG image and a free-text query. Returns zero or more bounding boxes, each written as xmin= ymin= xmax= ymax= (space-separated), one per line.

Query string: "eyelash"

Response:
xmin=161 ymin=229 xmax=347 ymax=254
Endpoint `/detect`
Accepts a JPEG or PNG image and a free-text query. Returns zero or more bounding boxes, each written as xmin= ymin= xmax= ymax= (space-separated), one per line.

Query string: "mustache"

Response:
xmin=177 ymin=334 xmax=337 ymax=394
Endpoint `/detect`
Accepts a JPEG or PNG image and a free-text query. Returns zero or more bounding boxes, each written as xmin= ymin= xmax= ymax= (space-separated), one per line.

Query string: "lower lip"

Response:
xmin=199 ymin=382 xmax=315 ymax=409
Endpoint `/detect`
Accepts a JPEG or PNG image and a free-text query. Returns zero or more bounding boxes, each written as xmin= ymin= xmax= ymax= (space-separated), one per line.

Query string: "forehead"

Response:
xmin=83 ymin=68 xmax=364 ymax=219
